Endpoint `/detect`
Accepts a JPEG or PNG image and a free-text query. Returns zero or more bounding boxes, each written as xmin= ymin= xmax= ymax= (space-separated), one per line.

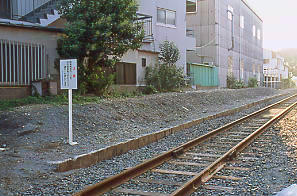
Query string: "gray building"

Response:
xmin=0 ymin=0 xmax=62 ymax=98
xmin=186 ymin=0 xmax=263 ymax=87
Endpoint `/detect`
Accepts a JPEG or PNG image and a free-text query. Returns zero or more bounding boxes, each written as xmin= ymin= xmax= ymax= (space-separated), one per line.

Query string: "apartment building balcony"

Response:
xmin=137 ymin=13 xmax=154 ymax=43
xmin=186 ymin=28 xmax=196 ymax=51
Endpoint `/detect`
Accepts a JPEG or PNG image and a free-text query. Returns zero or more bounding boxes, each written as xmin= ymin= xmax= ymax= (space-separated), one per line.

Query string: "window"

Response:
xmin=240 ymin=16 xmax=244 ymax=28
xmin=257 ymin=29 xmax=261 ymax=40
xmin=166 ymin=10 xmax=176 ymax=26
xmin=228 ymin=5 xmax=233 ymax=20
xmin=264 ymin=59 xmax=270 ymax=64
xmin=253 ymin=25 xmax=256 ymax=37
xmin=157 ymin=8 xmax=176 ymax=27
xmin=157 ymin=9 xmax=166 ymax=24
xmin=186 ymin=0 xmax=197 ymax=13
xmin=142 ymin=58 xmax=147 ymax=67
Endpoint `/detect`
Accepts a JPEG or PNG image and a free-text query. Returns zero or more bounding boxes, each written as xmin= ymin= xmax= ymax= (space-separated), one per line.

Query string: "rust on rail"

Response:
xmin=74 ymin=94 xmax=297 ymax=196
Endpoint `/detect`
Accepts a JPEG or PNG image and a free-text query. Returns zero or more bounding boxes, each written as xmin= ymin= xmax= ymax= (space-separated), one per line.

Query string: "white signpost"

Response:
xmin=60 ymin=59 xmax=78 ymax=145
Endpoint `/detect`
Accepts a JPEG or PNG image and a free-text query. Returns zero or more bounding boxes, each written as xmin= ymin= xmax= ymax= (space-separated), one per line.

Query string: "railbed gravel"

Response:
xmin=1 ymin=88 xmax=297 ymax=195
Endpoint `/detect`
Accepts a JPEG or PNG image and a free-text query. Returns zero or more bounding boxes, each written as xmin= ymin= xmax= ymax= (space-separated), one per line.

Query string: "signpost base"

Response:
xmin=68 ymin=89 xmax=78 ymax=145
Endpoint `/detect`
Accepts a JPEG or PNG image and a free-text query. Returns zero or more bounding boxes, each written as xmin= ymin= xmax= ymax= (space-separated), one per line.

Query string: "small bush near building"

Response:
xmin=227 ymin=75 xmax=246 ymax=89
xmin=248 ymin=77 xmax=258 ymax=88
xmin=144 ymin=41 xmax=185 ymax=93
xmin=159 ymin=41 xmax=180 ymax=66
xmin=145 ymin=64 xmax=185 ymax=92
xmin=281 ymin=78 xmax=296 ymax=89
xmin=86 ymin=67 xmax=115 ymax=96
xmin=143 ymin=85 xmax=158 ymax=94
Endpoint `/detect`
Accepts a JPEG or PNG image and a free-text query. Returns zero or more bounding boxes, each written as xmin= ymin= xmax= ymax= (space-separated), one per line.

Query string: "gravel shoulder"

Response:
xmin=0 ymin=87 xmax=296 ymax=195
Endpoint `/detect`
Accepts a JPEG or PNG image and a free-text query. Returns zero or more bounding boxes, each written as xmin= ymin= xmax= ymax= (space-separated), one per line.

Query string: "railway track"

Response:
xmin=74 ymin=94 xmax=297 ymax=196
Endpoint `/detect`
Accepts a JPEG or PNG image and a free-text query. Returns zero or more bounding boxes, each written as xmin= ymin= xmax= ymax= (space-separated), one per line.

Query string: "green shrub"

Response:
xmin=87 ymin=67 xmax=115 ymax=96
xmin=227 ymin=75 xmax=246 ymax=89
xmin=248 ymin=77 xmax=258 ymax=88
xmin=281 ymin=78 xmax=296 ymax=89
xmin=144 ymin=41 xmax=185 ymax=93
xmin=159 ymin=41 xmax=180 ymax=66
xmin=235 ymin=80 xmax=246 ymax=89
xmin=143 ymin=85 xmax=158 ymax=94
xmin=145 ymin=64 xmax=185 ymax=92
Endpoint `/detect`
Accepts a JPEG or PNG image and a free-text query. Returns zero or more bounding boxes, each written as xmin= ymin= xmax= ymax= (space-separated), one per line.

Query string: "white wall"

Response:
xmin=138 ymin=0 xmax=188 ymax=72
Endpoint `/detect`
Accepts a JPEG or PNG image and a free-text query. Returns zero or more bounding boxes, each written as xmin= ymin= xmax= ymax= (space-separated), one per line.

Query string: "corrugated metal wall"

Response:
xmin=189 ymin=64 xmax=219 ymax=87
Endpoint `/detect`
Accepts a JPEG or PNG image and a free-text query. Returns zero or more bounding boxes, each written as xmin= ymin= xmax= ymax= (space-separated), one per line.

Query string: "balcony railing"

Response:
xmin=137 ymin=13 xmax=153 ymax=43
xmin=0 ymin=0 xmax=52 ymax=20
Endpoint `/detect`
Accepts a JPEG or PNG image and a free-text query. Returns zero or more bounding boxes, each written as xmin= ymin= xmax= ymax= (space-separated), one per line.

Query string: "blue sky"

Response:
xmin=248 ymin=0 xmax=297 ymax=51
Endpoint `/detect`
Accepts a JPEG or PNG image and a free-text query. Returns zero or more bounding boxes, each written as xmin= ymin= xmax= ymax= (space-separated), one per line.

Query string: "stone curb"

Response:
xmin=51 ymin=94 xmax=284 ymax=172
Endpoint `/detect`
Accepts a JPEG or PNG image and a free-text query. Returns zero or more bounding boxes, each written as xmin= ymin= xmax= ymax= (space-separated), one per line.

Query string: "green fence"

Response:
xmin=188 ymin=63 xmax=219 ymax=87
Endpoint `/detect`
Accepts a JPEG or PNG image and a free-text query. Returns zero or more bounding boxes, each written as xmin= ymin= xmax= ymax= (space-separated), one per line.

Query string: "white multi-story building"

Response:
xmin=118 ymin=0 xmax=196 ymax=86
xmin=263 ymin=49 xmax=289 ymax=88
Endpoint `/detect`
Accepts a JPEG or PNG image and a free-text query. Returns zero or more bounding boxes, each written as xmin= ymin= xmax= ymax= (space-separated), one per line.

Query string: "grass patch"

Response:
xmin=0 ymin=90 xmax=146 ymax=111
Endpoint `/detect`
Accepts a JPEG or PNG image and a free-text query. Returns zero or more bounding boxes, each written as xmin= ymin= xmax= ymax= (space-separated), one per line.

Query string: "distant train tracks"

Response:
xmin=74 ymin=94 xmax=297 ymax=196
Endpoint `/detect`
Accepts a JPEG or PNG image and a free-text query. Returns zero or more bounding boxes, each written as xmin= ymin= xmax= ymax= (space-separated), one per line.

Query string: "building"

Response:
xmin=0 ymin=0 xmax=62 ymax=99
xmin=186 ymin=0 xmax=263 ymax=87
xmin=263 ymin=49 xmax=289 ymax=88
xmin=117 ymin=0 xmax=196 ymax=87
xmin=292 ymin=76 xmax=297 ymax=86
xmin=0 ymin=0 xmax=196 ymax=97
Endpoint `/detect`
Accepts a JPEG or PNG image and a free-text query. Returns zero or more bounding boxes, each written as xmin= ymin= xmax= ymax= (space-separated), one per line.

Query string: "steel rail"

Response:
xmin=73 ymin=94 xmax=297 ymax=196
xmin=171 ymin=98 xmax=297 ymax=196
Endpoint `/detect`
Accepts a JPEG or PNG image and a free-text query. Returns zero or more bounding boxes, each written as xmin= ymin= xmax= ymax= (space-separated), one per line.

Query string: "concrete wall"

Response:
xmin=187 ymin=0 xmax=263 ymax=87
xmin=0 ymin=25 xmax=61 ymax=81
xmin=0 ymin=87 xmax=31 ymax=99
xmin=120 ymin=49 xmax=158 ymax=86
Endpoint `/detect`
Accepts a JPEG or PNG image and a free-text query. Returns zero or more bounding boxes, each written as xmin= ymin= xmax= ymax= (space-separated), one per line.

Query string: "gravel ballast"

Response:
xmin=0 ymin=88 xmax=297 ymax=195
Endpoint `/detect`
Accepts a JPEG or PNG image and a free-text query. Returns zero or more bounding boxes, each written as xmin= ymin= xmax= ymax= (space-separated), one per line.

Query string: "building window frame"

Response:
xmin=157 ymin=8 xmax=176 ymax=28
xmin=257 ymin=29 xmax=261 ymax=40
xmin=186 ymin=0 xmax=197 ymax=13
xmin=253 ymin=25 xmax=256 ymax=37
xmin=142 ymin=58 xmax=147 ymax=67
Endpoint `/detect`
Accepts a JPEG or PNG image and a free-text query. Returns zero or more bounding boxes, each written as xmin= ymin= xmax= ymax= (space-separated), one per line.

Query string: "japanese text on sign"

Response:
xmin=60 ymin=59 xmax=78 ymax=89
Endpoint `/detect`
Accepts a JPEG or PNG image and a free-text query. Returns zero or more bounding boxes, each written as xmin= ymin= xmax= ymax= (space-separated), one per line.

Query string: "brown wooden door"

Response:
xmin=116 ymin=62 xmax=136 ymax=85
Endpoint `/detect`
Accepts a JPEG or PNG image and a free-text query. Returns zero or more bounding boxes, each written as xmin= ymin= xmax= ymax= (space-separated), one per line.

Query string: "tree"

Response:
xmin=57 ymin=0 xmax=144 ymax=94
xmin=159 ymin=41 xmax=180 ymax=66
xmin=145 ymin=41 xmax=184 ymax=92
